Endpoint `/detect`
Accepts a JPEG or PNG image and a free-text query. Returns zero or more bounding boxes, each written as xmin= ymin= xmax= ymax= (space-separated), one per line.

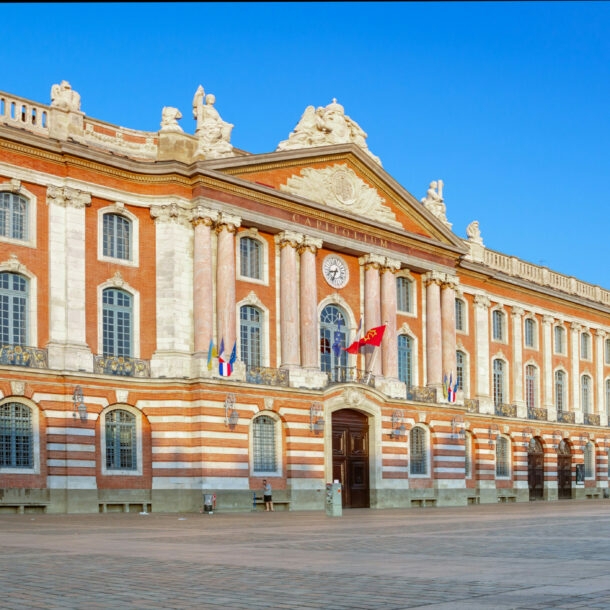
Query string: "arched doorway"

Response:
xmin=557 ymin=440 xmax=572 ymax=500
xmin=332 ymin=409 xmax=369 ymax=508
xmin=528 ymin=437 xmax=544 ymax=500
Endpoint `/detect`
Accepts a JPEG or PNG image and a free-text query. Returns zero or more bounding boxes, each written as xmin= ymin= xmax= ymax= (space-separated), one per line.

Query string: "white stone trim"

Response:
xmin=100 ymin=404 xmax=143 ymax=477
xmin=97 ymin=203 xmax=140 ymax=268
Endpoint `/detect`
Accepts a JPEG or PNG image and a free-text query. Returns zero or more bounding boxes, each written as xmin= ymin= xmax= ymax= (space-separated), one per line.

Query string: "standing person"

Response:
xmin=263 ymin=479 xmax=274 ymax=512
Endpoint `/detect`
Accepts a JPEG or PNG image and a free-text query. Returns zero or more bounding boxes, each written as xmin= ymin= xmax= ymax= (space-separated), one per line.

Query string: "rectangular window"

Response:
xmin=554 ymin=326 xmax=565 ymax=354
xmin=396 ymin=277 xmax=412 ymax=313
xmin=524 ymin=318 xmax=536 ymax=348
xmin=455 ymin=299 xmax=465 ymax=331
xmin=253 ymin=416 xmax=277 ymax=472
xmin=492 ymin=310 xmax=504 ymax=341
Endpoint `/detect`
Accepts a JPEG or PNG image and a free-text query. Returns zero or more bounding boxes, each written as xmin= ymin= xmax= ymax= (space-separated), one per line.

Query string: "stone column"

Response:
xmin=595 ymin=329 xmax=606 ymax=423
xmin=150 ymin=203 xmax=194 ymax=377
xmin=380 ymin=257 xmax=401 ymax=379
xmin=215 ymin=213 xmax=241 ymax=352
xmin=299 ymin=236 xmax=323 ymax=369
xmin=570 ymin=322 xmax=582 ymax=421
xmin=277 ymin=231 xmax=303 ymax=368
xmin=511 ymin=307 xmax=525 ymax=412
xmin=441 ymin=275 xmax=459 ymax=383
xmin=46 ymin=185 xmax=92 ymax=371
xmin=423 ymin=271 xmax=444 ymax=389
xmin=473 ymin=294 xmax=491 ymax=411
xmin=191 ymin=207 xmax=218 ymax=355
xmin=542 ymin=316 xmax=555 ymax=414
xmin=360 ymin=254 xmax=384 ymax=374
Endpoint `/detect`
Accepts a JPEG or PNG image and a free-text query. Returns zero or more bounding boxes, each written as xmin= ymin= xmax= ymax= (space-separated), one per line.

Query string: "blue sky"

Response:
xmin=3 ymin=2 xmax=609 ymax=288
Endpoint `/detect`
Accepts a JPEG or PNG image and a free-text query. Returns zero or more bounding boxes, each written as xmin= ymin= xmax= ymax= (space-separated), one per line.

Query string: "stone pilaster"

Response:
xmin=46 ymin=185 xmax=93 ymax=371
xmin=473 ymin=294 xmax=492 ymax=413
xmin=423 ymin=271 xmax=444 ymax=390
xmin=542 ymin=316 xmax=555 ymax=419
xmin=441 ymin=275 xmax=459 ymax=387
xmin=511 ymin=307 xmax=525 ymax=416
xmin=595 ymin=329 xmax=607 ymax=424
xmin=570 ymin=322 xmax=582 ymax=422
xmin=359 ymin=254 xmax=384 ymax=375
xmin=299 ymin=236 xmax=323 ymax=369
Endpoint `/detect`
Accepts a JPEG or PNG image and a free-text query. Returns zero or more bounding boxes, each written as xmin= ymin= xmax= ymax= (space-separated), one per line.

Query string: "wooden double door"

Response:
xmin=527 ymin=438 xmax=544 ymax=501
xmin=557 ymin=440 xmax=572 ymax=500
xmin=332 ymin=409 xmax=370 ymax=508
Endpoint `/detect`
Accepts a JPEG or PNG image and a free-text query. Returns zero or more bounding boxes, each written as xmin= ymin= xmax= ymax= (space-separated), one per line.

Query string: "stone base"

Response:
xmin=46 ymin=342 xmax=93 ymax=372
xmin=289 ymin=368 xmax=328 ymax=389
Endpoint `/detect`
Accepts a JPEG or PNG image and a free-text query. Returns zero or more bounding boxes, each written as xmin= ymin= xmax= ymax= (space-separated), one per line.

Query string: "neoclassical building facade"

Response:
xmin=0 ymin=82 xmax=608 ymax=514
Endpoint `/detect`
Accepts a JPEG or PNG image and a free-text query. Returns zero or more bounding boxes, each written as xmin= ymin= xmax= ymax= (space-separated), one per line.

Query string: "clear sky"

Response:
xmin=3 ymin=2 xmax=609 ymax=288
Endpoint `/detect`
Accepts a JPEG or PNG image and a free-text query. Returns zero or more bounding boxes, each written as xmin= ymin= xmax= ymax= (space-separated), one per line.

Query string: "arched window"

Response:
xmin=103 ymin=213 xmax=131 ymax=260
xmin=584 ymin=441 xmax=594 ymax=479
xmin=464 ymin=431 xmax=473 ymax=478
xmin=102 ymin=288 xmax=133 ymax=356
xmin=555 ymin=370 xmax=566 ymax=413
xmin=0 ymin=192 xmax=28 ymax=240
xmin=320 ymin=305 xmax=348 ymax=381
xmin=493 ymin=359 xmax=505 ymax=407
xmin=0 ymin=402 xmax=32 ymax=468
xmin=495 ymin=436 xmax=510 ymax=478
xmin=397 ymin=334 xmax=413 ymax=386
xmin=456 ymin=350 xmax=466 ymax=391
xmin=240 ymin=305 xmax=262 ymax=368
xmin=239 ymin=236 xmax=262 ymax=280
xmin=581 ymin=332 xmax=591 ymax=360
xmin=252 ymin=414 xmax=278 ymax=474
xmin=0 ymin=272 xmax=28 ymax=345
xmin=492 ymin=310 xmax=505 ymax=341
xmin=105 ymin=409 xmax=137 ymax=470
xmin=606 ymin=339 xmax=610 ymax=365
xmin=525 ymin=364 xmax=538 ymax=409
xmin=524 ymin=318 xmax=536 ymax=348
xmin=396 ymin=277 xmax=413 ymax=313
xmin=581 ymin=375 xmax=592 ymax=415
xmin=606 ymin=379 xmax=610 ymax=419
xmin=409 ymin=426 xmax=428 ymax=476
xmin=554 ymin=326 xmax=565 ymax=354
xmin=455 ymin=298 xmax=465 ymax=331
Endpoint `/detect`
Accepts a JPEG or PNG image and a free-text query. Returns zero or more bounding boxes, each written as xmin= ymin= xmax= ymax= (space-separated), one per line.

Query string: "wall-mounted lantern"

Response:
xmin=72 ymin=385 xmax=87 ymax=422
xmin=310 ymin=402 xmax=324 ymax=434
xmin=451 ymin=415 xmax=465 ymax=440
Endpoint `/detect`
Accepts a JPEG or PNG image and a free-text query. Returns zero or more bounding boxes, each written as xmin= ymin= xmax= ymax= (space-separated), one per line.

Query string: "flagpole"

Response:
xmin=365 ymin=345 xmax=380 ymax=384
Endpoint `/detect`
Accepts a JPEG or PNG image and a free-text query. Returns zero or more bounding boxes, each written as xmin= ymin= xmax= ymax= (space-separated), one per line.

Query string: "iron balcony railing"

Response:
xmin=245 ymin=366 xmax=289 ymax=387
xmin=94 ymin=355 xmax=150 ymax=377
xmin=0 ymin=344 xmax=47 ymax=368
xmin=557 ymin=411 xmax=575 ymax=424
xmin=327 ymin=366 xmax=375 ymax=387
xmin=527 ymin=406 xmax=548 ymax=421
xmin=584 ymin=413 xmax=600 ymax=426
xmin=495 ymin=403 xmax=517 ymax=418
xmin=406 ymin=386 xmax=437 ymax=404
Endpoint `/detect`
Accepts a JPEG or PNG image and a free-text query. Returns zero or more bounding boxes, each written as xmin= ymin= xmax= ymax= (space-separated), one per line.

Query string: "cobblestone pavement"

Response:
xmin=2 ymin=500 xmax=610 ymax=609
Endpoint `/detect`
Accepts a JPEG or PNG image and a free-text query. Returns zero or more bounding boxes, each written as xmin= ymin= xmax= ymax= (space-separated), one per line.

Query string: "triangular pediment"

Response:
xmin=206 ymin=144 xmax=465 ymax=252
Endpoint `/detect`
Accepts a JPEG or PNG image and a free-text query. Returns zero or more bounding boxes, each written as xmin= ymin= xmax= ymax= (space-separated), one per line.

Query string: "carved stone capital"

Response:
xmin=511 ymin=306 xmax=525 ymax=319
xmin=473 ymin=294 xmax=491 ymax=309
xmin=422 ymin=270 xmax=445 ymax=287
xmin=276 ymin=230 xmax=304 ymax=249
xmin=595 ymin=328 xmax=607 ymax=339
xmin=191 ymin=206 xmax=219 ymax=227
xmin=215 ymin=212 xmax=241 ymax=233
xmin=441 ymin=274 xmax=460 ymax=290
xmin=542 ymin=315 xmax=555 ymax=326
xmin=47 ymin=185 xmax=91 ymax=209
xmin=150 ymin=202 xmax=191 ymax=227
xmin=359 ymin=253 xmax=385 ymax=271
xmin=570 ymin=322 xmax=582 ymax=333
xmin=381 ymin=257 xmax=401 ymax=274
xmin=298 ymin=236 xmax=323 ymax=254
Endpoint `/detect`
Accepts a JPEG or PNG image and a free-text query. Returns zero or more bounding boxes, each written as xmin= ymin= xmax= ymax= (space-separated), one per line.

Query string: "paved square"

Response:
xmin=2 ymin=500 xmax=610 ymax=609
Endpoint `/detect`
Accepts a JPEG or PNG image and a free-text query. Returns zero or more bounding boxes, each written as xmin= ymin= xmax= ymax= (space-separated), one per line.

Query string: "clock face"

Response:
xmin=322 ymin=255 xmax=349 ymax=289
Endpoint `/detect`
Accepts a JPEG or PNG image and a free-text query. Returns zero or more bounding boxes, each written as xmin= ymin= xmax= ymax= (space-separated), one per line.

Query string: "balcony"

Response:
xmin=94 ymin=355 xmax=150 ymax=377
xmin=0 ymin=344 xmax=47 ymax=368
xmin=557 ymin=411 xmax=575 ymax=424
xmin=527 ymin=406 xmax=548 ymax=421
xmin=495 ymin=403 xmax=517 ymax=418
xmin=328 ymin=366 xmax=375 ymax=387
xmin=245 ymin=366 xmax=289 ymax=387
xmin=584 ymin=413 xmax=600 ymax=427
xmin=407 ymin=386 xmax=437 ymax=404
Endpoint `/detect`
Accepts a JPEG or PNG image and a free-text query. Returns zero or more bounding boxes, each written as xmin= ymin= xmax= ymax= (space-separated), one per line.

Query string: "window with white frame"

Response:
xmin=455 ymin=298 xmax=466 ymax=332
xmin=0 ymin=192 xmax=28 ymax=241
xmin=105 ymin=409 xmax=137 ymax=471
xmin=555 ymin=370 xmax=566 ymax=413
xmin=525 ymin=364 xmax=538 ymax=409
xmin=524 ymin=318 xmax=536 ymax=349
xmin=319 ymin=305 xmax=348 ymax=380
xmin=493 ymin=359 xmax=505 ymax=407
xmin=581 ymin=332 xmax=591 ymax=360
xmin=102 ymin=288 xmax=133 ymax=357
xmin=605 ymin=338 xmax=610 ymax=365
xmin=397 ymin=334 xmax=413 ymax=386
xmin=584 ymin=441 xmax=595 ymax=479
xmin=581 ymin=375 xmax=592 ymax=415
xmin=0 ymin=401 xmax=33 ymax=468
xmin=464 ymin=431 xmax=473 ymax=478
xmin=607 ymin=448 xmax=610 ymax=479
xmin=606 ymin=379 xmax=610 ymax=419
xmin=456 ymin=350 xmax=466 ymax=392
xmin=409 ymin=426 xmax=428 ymax=475
xmin=252 ymin=414 xmax=279 ymax=474
xmin=492 ymin=309 xmax=505 ymax=342
xmin=495 ymin=436 xmax=510 ymax=477
xmin=554 ymin=326 xmax=565 ymax=354
xmin=239 ymin=236 xmax=263 ymax=281
xmin=396 ymin=276 xmax=413 ymax=313
xmin=0 ymin=272 xmax=28 ymax=345
xmin=103 ymin=213 xmax=131 ymax=261
xmin=240 ymin=305 xmax=262 ymax=369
